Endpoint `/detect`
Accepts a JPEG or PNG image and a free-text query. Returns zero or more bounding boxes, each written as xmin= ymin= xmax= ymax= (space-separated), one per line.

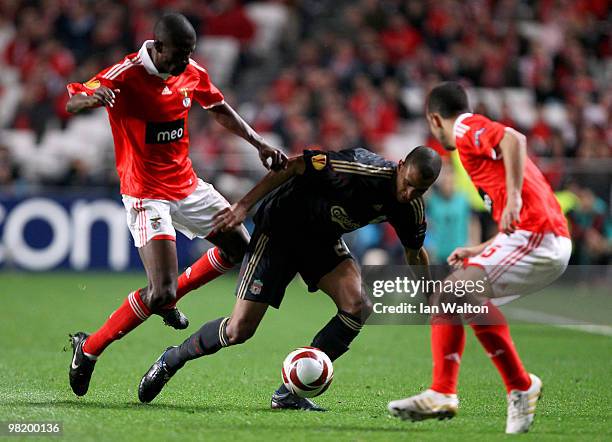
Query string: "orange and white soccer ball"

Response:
xmin=281 ymin=347 xmax=334 ymax=398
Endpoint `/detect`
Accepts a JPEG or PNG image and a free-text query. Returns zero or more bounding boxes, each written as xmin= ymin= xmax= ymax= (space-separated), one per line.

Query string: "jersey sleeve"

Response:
xmin=460 ymin=116 xmax=507 ymax=159
xmin=191 ymin=61 xmax=225 ymax=109
xmin=66 ymin=63 xmax=121 ymax=97
xmin=387 ymin=197 xmax=427 ymax=250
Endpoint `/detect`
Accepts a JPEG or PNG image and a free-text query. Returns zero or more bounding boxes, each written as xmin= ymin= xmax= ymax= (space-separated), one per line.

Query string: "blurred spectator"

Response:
xmin=203 ymin=0 xmax=255 ymax=45
xmin=425 ymin=166 xmax=471 ymax=264
xmin=0 ymin=145 xmax=19 ymax=186
xmin=568 ymin=186 xmax=611 ymax=264
xmin=529 ymin=105 xmax=554 ymax=156
xmin=380 ymin=15 xmax=421 ymax=63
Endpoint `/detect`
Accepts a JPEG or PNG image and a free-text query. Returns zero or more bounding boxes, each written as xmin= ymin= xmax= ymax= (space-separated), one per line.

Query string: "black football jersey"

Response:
xmin=254 ymin=148 xmax=427 ymax=250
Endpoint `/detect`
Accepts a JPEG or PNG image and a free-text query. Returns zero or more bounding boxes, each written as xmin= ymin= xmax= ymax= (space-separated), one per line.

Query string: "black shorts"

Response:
xmin=235 ymin=227 xmax=353 ymax=309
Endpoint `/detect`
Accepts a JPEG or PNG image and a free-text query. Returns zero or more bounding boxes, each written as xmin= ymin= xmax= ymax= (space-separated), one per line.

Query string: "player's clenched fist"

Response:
xmin=447 ymin=245 xmax=483 ymax=267
xmin=91 ymin=86 xmax=120 ymax=108
xmin=258 ymin=142 xmax=288 ymax=171
xmin=66 ymin=86 xmax=120 ymax=113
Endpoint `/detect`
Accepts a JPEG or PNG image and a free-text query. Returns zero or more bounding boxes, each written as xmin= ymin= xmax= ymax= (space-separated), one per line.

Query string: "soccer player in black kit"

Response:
xmin=139 ymin=146 xmax=442 ymax=410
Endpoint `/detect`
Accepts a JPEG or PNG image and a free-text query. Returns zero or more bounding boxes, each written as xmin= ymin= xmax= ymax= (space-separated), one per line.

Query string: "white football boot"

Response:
xmin=388 ymin=389 xmax=459 ymax=421
xmin=505 ymin=373 xmax=543 ymax=434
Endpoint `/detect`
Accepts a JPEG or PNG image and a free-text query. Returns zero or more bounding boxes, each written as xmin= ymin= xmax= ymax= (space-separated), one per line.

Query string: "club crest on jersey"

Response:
xmin=84 ymin=79 xmax=100 ymax=90
xmin=250 ymin=279 xmax=263 ymax=295
xmin=311 ymin=154 xmax=327 ymax=171
xmin=150 ymin=217 xmax=162 ymax=230
xmin=179 ymin=88 xmax=191 ymax=107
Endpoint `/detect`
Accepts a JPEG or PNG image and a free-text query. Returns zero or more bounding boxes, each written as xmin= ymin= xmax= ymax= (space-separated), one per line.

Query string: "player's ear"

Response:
xmin=428 ymin=113 xmax=437 ymax=127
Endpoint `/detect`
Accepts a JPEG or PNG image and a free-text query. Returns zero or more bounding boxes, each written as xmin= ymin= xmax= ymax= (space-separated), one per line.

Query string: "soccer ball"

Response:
xmin=281 ymin=347 xmax=334 ymax=398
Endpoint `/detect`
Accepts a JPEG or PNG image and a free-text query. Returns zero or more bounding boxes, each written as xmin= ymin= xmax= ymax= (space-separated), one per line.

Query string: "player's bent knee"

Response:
xmin=361 ymin=295 xmax=374 ymax=320
xmin=225 ymin=320 xmax=257 ymax=345
xmin=341 ymin=293 xmax=372 ymax=320
xmin=218 ymin=231 xmax=249 ymax=265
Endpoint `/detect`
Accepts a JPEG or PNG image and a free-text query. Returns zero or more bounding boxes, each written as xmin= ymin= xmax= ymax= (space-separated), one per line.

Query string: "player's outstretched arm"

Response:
xmin=213 ymin=156 xmax=306 ymax=232
xmin=65 ymin=86 xmax=120 ymax=113
xmin=499 ymin=128 xmax=527 ymax=233
xmin=208 ymin=102 xmax=288 ymax=171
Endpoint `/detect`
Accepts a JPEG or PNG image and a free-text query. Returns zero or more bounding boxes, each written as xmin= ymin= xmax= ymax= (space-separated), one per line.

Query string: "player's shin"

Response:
xmin=163 ymin=317 xmax=230 ymax=370
xmin=82 ymin=289 xmax=151 ymax=357
xmin=467 ymin=301 xmax=531 ymax=392
xmin=430 ymin=312 xmax=465 ymax=394
xmin=311 ymin=310 xmax=364 ymax=361
xmin=162 ymin=247 xmax=234 ymax=310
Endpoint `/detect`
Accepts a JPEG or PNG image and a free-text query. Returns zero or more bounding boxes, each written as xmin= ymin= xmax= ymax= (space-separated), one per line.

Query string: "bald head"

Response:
xmin=405 ymin=146 xmax=442 ymax=182
xmin=394 ymin=145 xmax=441 ymax=203
xmin=151 ymin=13 xmax=196 ymax=76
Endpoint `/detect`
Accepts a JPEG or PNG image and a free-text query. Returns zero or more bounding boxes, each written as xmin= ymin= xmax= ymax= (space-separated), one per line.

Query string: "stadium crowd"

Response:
xmin=0 ymin=0 xmax=610 ymax=264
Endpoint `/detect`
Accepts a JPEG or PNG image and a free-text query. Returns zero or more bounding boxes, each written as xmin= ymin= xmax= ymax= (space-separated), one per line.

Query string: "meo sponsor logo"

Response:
xmin=145 ymin=119 xmax=185 ymax=144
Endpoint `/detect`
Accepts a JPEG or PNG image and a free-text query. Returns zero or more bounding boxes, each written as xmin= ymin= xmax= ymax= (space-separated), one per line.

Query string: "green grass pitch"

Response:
xmin=1 ymin=273 xmax=610 ymax=441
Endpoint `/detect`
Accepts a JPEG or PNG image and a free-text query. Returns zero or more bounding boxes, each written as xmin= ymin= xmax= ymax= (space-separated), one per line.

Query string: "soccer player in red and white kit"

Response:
xmin=65 ymin=13 xmax=287 ymax=397
xmin=388 ymin=82 xmax=571 ymax=433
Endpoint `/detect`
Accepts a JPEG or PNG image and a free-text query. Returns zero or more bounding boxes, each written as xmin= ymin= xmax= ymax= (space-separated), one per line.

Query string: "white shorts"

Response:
xmin=122 ymin=179 xmax=231 ymax=248
xmin=466 ymin=230 xmax=572 ymax=305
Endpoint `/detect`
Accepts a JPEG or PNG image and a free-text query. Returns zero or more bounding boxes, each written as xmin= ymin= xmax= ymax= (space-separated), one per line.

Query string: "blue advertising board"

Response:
xmin=0 ymin=194 xmax=204 ymax=271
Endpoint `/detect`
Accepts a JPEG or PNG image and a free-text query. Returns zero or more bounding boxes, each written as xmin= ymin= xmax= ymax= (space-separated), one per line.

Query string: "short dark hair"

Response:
xmin=154 ymin=13 xmax=196 ymax=44
xmin=426 ymin=82 xmax=470 ymax=118
xmin=405 ymin=146 xmax=442 ymax=182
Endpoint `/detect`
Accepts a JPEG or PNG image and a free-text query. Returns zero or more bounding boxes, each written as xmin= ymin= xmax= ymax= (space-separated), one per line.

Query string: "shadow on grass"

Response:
xmin=3 ymin=399 xmax=218 ymax=413
xmin=1 ymin=399 xmax=431 ymax=433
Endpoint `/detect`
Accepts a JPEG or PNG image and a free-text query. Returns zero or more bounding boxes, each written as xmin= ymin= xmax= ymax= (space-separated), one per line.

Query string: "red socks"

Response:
xmin=82 ymin=248 xmax=233 ymax=358
xmin=430 ymin=313 xmax=465 ymax=394
xmin=469 ymin=301 xmax=531 ymax=392
xmin=83 ymin=289 xmax=150 ymax=357
xmin=430 ymin=301 xmax=531 ymax=394
xmin=164 ymin=247 xmax=234 ymax=309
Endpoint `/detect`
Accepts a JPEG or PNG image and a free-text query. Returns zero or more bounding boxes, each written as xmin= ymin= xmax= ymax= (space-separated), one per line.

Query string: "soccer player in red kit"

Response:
xmin=65 ymin=13 xmax=287 ymax=397
xmin=388 ymin=82 xmax=571 ymax=434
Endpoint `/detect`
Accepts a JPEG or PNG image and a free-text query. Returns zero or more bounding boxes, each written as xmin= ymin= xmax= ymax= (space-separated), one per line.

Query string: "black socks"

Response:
xmin=164 ymin=317 xmax=230 ymax=370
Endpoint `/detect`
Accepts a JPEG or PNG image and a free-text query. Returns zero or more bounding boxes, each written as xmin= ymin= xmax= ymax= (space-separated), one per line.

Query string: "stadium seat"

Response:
xmin=383 ymin=123 xmax=427 ymax=161
xmin=245 ymin=3 xmax=290 ymax=57
xmin=0 ymin=128 xmax=36 ymax=170
xmin=197 ymin=37 xmax=241 ymax=87
xmin=0 ymin=67 xmax=21 ymax=128
xmin=504 ymin=89 xmax=536 ymax=128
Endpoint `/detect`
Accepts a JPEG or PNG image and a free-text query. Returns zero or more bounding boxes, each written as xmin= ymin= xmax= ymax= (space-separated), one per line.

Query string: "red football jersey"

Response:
xmin=67 ymin=40 xmax=225 ymax=200
xmin=454 ymin=113 xmax=569 ymax=237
